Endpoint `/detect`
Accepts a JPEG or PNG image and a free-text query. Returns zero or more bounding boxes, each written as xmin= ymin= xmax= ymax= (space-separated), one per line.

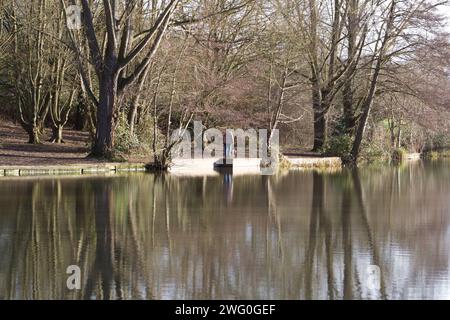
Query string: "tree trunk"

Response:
xmin=50 ymin=125 xmax=64 ymax=143
xmin=308 ymin=0 xmax=327 ymax=152
xmin=313 ymin=111 xmax=327 ymax=151
xmin=74 ymin=93 xmax=87 ymax=131
xmin=312 ymin=81 xmax=326 ymax=151
xmin=342 ymin=84 xmax=356 ymax=135
xmin=26 ymin=125 xmax=41 ymax=144
xmin=92 ymin=75 xmax=116 ymax=158
xmin=128 ymin=103 xmax=138 ymax=137
xmin=342 ymin=0 xmax=358 ymax=135
xmin=128 ymin=65 xmax=150 ymax=136
xmin=351 ymin=55 xmax=384 ymax=163
xmin=396 ymin=127 xmax=402 ymax=149
xmin=389 ymin=120 xmax=395 ymax=148
xmin=351 ymin=100 xmax=371 ymax=163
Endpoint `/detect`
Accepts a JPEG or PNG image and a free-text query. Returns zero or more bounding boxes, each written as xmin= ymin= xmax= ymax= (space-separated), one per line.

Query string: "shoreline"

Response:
xmin=0 ymin=156 xmax=343 ymax=178
xmin=0 ymin=163 xmax=147 ymax=177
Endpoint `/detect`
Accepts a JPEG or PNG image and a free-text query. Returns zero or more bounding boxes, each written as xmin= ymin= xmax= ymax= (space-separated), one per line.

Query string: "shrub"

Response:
xmin=391 ymin=147 xmax=408 ymax=163
xmin=359 ymin=144 xmax=389 ymax=164
xmin=113 ymin=112 xmax=168 ymax=159
xmin=114 ymin=113 xmax=140 ymax=154
xmin=136 ymin=115 xmax=156 ymax=152
xmin=323 ymin=134 xmax=353 ymax=163
xmin=431 ymin=133 xmax=448 ymax=150
xmin=278 ymin=154 xmax=292 ymax=170
xmin=425 ymin=150 xmax=450 ymax=159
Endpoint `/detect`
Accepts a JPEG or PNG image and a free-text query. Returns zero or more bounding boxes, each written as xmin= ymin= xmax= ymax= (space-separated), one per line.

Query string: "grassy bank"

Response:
xmin=423 ymin=149 xmax=450 ymax=159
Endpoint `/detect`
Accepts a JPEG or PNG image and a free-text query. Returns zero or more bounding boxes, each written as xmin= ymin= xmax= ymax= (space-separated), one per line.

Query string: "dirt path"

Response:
xmin=0 ymin=121 xmax=148 ymax=166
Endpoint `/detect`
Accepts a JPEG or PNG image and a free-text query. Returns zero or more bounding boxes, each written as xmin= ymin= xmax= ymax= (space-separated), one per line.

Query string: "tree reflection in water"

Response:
xmin=0 ymin=161 xmax=450 ymax=299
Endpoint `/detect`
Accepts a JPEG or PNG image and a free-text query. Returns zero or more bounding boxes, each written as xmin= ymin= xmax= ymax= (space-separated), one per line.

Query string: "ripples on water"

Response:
xmin=0 ymin=160 xmax=449 ymax=300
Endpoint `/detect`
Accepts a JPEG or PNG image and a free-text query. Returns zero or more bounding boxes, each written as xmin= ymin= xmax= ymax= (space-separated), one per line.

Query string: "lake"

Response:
xmin=0 ymin=160 xmax=449 ymax=299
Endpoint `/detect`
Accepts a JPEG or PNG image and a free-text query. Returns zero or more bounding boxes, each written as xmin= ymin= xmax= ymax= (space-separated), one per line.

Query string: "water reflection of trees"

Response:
xmin=0 ymin=162 xmax=449 ymax=299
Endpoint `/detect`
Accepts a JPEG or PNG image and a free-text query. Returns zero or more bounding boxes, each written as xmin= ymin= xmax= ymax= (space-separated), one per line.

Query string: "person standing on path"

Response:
xmin=223 ymin=130 xmax=234 ymax=162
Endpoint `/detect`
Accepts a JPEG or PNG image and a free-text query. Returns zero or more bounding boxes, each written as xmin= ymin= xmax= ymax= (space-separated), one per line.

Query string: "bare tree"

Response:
xmin=350 ymin=0 xmax=442 ymax=163
xmin=49 ymin=2 xmax=79 ymax=143
xmin=11 ymin=0 xmax=51 ymax=144
xmin=276 ymin=0 xmax=368 ymax=150
xmin=61 ymin=0 xmax=182 ymax=158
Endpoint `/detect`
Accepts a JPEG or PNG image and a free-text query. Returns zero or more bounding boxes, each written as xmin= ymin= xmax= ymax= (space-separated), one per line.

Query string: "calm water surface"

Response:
xmin=0 ymin=161 xmax=450 ymax=300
